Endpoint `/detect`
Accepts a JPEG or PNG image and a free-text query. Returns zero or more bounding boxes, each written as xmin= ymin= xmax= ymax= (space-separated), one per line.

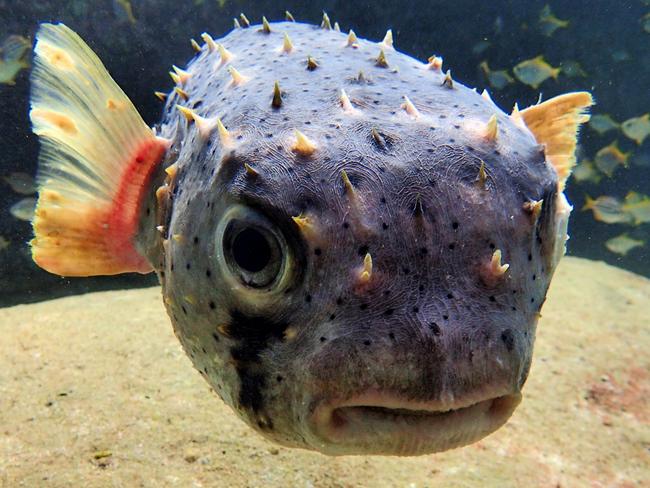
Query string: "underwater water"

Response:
xmin=0 ymin=0 xmax=648 ymax=486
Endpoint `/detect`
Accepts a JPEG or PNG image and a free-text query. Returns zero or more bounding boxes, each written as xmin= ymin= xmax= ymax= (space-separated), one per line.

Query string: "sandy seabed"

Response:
xmin=1 ymin=257 xmax=648 ymax=487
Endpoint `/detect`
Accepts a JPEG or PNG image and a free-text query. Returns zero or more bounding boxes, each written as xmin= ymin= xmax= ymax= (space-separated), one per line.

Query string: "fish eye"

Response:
xmin=221 ymin=210 xmax=285 ymax=289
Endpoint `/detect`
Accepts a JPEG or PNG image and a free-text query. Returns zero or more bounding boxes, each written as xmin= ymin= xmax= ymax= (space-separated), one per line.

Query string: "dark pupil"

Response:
xmin=232 ymin=228 xmax=272 ymax=273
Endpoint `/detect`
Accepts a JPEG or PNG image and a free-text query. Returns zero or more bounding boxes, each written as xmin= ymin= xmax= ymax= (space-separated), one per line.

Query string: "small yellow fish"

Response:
xmin=513 ymin=56 xmax=560 ymax=89
xmin=472 ymin=40 xmax=491 ymax=55
xmin=3 ymin=171 xmax=37 ymax=195
xmin=572 ymin=159 xmax=602 ymax=184
xmin=588 ymin=114 xmax=619 ymax=135
xmin=582 ymin=195 xmax=633 ymax=224
xmin=560 ymin=60 xmax=586 ymax=78
xmin=622 ymin=191 xmax=650 ymax=225
xmin=0 ymin=35 xmax=31 ymax=85
xmin=479 ymin=61 xmax=514 ymax=90
xmin=538 ymin=4 xmax=569 ymax=37
xmin=9 ymin=197 xmax=37 ymax=221
xmin=0 ymin=236 xmax=9 ymax=252
xmin=114 ymin=0 xmax=136 ymax=25
xmin=621 ymin=114 xmax=650 ymax=145
xmin=605 ymin=233 xmax=644 ymax=256
xmin=593 ymin=141 xmax=630 ymax=177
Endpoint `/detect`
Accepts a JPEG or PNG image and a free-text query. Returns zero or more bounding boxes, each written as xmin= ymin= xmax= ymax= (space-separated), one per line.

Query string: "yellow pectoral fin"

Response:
xmin=30 ymin=23 xmax=169 ymax=277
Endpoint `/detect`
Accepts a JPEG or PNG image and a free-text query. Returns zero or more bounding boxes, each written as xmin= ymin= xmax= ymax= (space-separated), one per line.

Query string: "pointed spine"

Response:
xmin=291 ymin=214 xmax=312 ymax=233
xmin=307 ymin=56 xmax=319 ymax=70
xmin=272 ymin=81 xmax=282 ymax=108
xmin=172 ymin=65 xmax=191 ymax=84
xmin=244 ymin=163 xmax=258 ymax=178
xmin=201 ymin=32 xmax=217 ymax=52
xmin=376 ymin=49 xmax=388 ymax=68
xmin=174 ymin=87 xmax=189 ymax=101
xmin=216 ymin=118 xmax=230 ymax=145
xmin=442 ymin=70 xmax=454 ymax=88
xmin=341 ymin=170 xmax=356 ymax=198
xmin=340 ymin=89 xmax=355 ymax=113
xmin=477 ymin=161 xmax=487 ymax=189
xmin=261 ymin=16 xmax=271 ymax=34
xmin=233 ymin=18 xmax=241 ymax=29
xmin=381 ymin=29 xmax=393 ymax=48
xmin=358 ymin=253 xmax=373 ymax=283
xmin=321 ymin=12 xmax=332 ymax=30
xmin=282 ymin=33 xmax=294 ymax=53
xmin=154 ymin=91 xmax=167 ymax=101
xmin=292 ymin=130 xmax=317 ymax=156
xmin=227 ymin=66 xmax=247 ymax=86
xmin=427 ymin=55 xmax=443 ymax=71
xmin=285 ymin=11 xmax=295 ymax=22
xmin=371 ymin=127 xmax=386 ymax=148
xmin=191 ymin=38 xmax=201 ymax=53
xmin=485 ymin=114 xmax=498 ymax=142
xmin=401 ymin=95 xmax=420 ymax=118
xmin=334 ymin=22 xmax=341 ymax=32
xmin=523 ymin=199 xmax=543 ymax=220
xmin=218 ymin=43 xmax=233 ymax=64
xmin=239 ymin=13 xmax=250 ymax=28
xmin=347 ymin=30 xmax=359 ymax=47
xmin=490 ymin=249 xmax=509 ymax=276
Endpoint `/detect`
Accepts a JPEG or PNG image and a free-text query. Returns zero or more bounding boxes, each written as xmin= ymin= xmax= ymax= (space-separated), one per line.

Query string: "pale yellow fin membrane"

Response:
xmin=29 ymin=23 xmax=168 ymax=276
xmin=520 ymin=92 xmax=593 ymax=190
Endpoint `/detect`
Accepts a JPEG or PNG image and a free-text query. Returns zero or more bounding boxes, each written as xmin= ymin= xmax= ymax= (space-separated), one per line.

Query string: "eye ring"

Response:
xmin=219 ymin=208 xmax=287 ymax=289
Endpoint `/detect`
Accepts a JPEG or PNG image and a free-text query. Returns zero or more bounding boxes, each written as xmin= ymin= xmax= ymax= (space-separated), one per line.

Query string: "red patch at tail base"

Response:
xmin=32 ymin=137 xmax=169 ymax=277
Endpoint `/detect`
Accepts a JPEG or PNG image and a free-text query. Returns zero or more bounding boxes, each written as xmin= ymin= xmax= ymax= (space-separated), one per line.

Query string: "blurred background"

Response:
xmin=1 ymin=0 xmax=648 ymax=306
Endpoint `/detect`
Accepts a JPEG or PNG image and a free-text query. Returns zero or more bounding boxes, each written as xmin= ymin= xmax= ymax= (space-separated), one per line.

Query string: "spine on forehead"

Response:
xmin=29 ymin=23 xmax=169 ymax=277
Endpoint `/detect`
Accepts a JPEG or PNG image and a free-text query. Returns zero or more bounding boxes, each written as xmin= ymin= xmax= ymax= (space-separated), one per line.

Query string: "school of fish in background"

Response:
xmin=0 ymin=1 xmax=649 ymax=261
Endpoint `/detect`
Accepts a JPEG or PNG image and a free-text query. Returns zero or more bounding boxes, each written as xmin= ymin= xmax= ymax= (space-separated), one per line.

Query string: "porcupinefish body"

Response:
xmin=29 ymin=18 xmax=592 ymax=456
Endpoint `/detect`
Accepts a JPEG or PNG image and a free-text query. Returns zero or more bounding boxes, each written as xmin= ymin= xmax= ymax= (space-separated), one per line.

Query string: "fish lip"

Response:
xmin=309 ymin=389 xmax=522 ymax=456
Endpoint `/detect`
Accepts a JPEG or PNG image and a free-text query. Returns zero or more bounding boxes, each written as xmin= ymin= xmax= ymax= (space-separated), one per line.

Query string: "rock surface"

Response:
xmin=1 ymin=256 xmax=648 ymax=487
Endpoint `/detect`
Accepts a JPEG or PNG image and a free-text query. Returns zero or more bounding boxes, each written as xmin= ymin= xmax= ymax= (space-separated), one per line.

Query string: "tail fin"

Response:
xmin=30 ymin=23 xmax=169 ymax=276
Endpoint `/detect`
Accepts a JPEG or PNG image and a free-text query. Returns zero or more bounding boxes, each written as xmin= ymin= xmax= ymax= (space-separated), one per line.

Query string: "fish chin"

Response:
xmin=308 ymin=390 xmax=522 ymax=456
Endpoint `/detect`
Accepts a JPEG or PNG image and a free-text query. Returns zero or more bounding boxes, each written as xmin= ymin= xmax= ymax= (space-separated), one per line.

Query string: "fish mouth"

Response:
xmin=310 ymin=389 xmax=522 ymax=456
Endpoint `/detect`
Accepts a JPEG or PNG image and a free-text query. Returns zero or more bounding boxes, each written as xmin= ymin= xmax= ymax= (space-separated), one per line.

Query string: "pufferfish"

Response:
xmin=28 ymin=14 xmax=592 ymax=456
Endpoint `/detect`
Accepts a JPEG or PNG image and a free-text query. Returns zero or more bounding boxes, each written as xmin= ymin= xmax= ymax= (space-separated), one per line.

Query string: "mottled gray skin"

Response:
xmin=140 ymin=21 xmax=562 ymax=456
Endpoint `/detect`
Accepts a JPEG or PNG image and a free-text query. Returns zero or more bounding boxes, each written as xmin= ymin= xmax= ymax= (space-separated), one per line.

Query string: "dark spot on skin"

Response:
xmin=320 ymin=336 xmax=327 ymax=342
xmin=276 ymin=375 xmax=283 ymax=382
xmin=532 ymin=274 xmax=537 ymax=280
xmin=186 ymin=263 xmax=191 ymax=270
xmin=146 ymin=207 xmax=150 ymax=216
xmin=193 ymin=236 xmax=199 ymax=244
xmin=388 ymin=332 xmax=396 ymax=340
xmin=489 ymin=243 xmax=496 ymax=250
xmin=412 ymin=306 xmax=420 ymax=313
xmin=360 ymin=303 xmax=368 ymax=310
xmin=452 ymin=222 xmax=459 ymax=230
xmin=209 ymin=301 xmax=216 ymax=309
xmin=382 ymin=222 xmax=389 ymax=230
xmin=212 ymin=332 xmax=220 ymax=343
xmin=380 ymin=197 xmax=387 ymax=204
xmin=358 ymin=245 xmax=369 ymax=256
xmin=329 ymin=314 xmax=336 ymax=320
xmin=206 ymin=269 xmax=212 ymax=278
xmin=447 ymin=293 xmax=454 ymax=299
xmin=489 ymin=296 xmax=496 ymax=302
xmin=383 ymin=308 xmax=394 ymax=316
xmin=305 ymin=294 xmax=312 ymax=303
xmin=402 ymin=267 xmax=410 ymax=275
xmin=448 ymin=243 xmax=456 ymax=250
xmin=229 ymin=310 xmax=288 ymax=414
xmin=528 ymin=253 xmax=533 ymax=261
xmin=501 ymin=329 xmax=515 ymax=352
xmin=429 ymin=322 xmax=442 ymax=336
xmin=181 ymin=306 xmax=187 ymax=315
xmin=314 ymin=248 xmax=322 ymax=256
xmin=363 ymin=340 xmax=371 ymax=346
xmin=343 ymin=222 xmax=349 ymax=229
xmin=443 ymin=315 xmax=449 ymax=320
